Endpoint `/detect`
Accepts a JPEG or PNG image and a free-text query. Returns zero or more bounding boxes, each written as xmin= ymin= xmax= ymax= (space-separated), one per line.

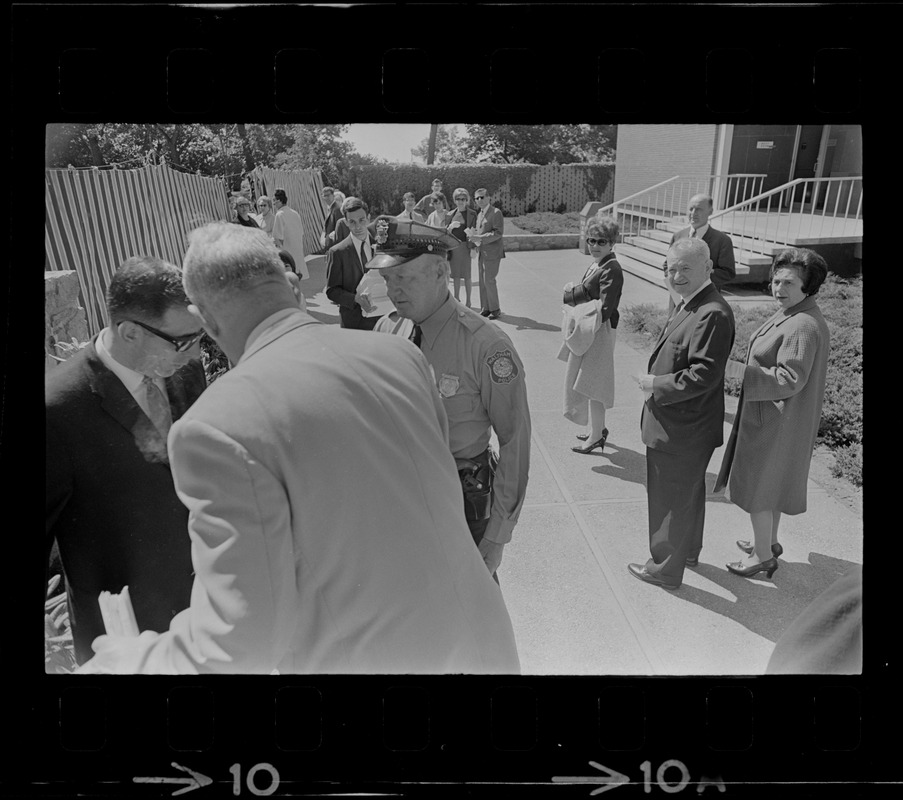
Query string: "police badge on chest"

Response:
xmin=438 ymin=373 xmax=460 ymax=398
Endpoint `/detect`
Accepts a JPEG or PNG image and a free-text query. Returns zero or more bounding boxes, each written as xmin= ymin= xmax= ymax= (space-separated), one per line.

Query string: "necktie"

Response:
xmin=690 ymin=229 xmax=696 ymax=238
xmin=409 ymin=324 xmax=423 ymax=349
xmin=359 ymin=239 xmax=368 ymax=269
xmin=143 ymin=376 xmax=173 ymax=438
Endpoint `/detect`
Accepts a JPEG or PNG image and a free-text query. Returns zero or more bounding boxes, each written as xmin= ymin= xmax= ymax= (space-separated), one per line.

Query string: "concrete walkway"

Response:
xmin=301 ymin=248 xmax=863 ymax=676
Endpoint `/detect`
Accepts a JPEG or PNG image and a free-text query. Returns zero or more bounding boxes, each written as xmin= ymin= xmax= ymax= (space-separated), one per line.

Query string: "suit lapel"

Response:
xmin=649 ymin=284 xmax=715 ymax=365
xmin=84 ymin=342 xmax=170 ymax=464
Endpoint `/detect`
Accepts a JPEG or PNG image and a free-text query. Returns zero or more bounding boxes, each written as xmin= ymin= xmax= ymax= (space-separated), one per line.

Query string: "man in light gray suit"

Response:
xmin=469 ymin=188 xmax=506 ymax=320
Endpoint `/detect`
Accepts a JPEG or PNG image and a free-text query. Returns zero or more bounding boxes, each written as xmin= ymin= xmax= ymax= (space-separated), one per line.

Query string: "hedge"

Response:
xmin=342 ymin=162 xmax=614 ymax=217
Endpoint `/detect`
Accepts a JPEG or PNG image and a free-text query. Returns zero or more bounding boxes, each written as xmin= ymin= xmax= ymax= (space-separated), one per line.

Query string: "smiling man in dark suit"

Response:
xmin=631 ymin=238 xmax=735 ymax=590
xmin=325 ymin=196 xmax=379 ymax=330
xmin=45 ymin=255 xmax=206 ymax=664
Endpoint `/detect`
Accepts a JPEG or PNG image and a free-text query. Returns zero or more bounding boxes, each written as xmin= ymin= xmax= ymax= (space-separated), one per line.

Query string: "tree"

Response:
xmin=461 ymin=124 xmax=616 ymax=165
xmin=411 ymin=124 xmax=468 ymax=164
xmin=275 ymin=124 xmax=383 ymax=187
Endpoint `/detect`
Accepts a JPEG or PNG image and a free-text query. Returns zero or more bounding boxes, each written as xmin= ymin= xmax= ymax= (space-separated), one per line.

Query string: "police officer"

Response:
xmin=368 ymin=217 xmax=531 ymax=578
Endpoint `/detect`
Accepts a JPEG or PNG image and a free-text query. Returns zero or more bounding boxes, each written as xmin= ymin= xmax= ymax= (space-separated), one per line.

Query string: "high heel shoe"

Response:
xmin=572 ymin=428 xmax=608 ymax=454
xmin=736 ymin=540 xmax=783 ymax=558
xmin=726 ymin=558 xmax=779 ymax=579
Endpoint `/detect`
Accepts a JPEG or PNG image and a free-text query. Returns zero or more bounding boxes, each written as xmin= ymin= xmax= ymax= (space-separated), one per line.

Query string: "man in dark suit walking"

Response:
xmin=45 ymin=255 xmax=207 ymax=664
xmin=669 ymin=194 xmax=736 ymax=289
xmin=630 ymin=238 xmax=735 ymax=590
xmin=325 ymin=197 xmax=379 ymax=330
xmin=320 ymin=186 xmax=343 ymax=249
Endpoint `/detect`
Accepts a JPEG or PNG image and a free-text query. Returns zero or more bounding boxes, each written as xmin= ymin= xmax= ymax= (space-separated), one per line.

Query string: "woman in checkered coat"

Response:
xmin=716 ymin=248 xmax=831 ymax=580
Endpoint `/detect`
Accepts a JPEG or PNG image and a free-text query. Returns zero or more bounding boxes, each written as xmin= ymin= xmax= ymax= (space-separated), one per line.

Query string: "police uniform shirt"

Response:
xmin=419 ymin=293 xmax=531 ymax=546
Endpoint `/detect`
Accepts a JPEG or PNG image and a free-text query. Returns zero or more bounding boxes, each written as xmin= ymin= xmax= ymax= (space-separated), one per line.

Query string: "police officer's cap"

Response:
xmin=366 ymin=216 xmax=463 ymax=270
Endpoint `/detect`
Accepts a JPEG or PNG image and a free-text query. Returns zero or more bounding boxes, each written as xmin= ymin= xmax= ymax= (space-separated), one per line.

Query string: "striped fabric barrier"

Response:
xmin=248 ymin=167 xmax=325 ymax=257
xmin=45 ymin=164 xmax=233 ymax=337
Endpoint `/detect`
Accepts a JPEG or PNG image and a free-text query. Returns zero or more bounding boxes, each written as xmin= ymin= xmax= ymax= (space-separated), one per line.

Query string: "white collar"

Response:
xmin=95 ymin=327 xmax=160 ymax=394
xmin=690 ymin=222 xmax=710 ymax=239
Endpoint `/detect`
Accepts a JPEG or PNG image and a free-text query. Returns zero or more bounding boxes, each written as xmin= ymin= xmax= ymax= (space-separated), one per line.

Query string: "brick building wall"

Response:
xmin=613 ymin=125 xmax=719 ymax=202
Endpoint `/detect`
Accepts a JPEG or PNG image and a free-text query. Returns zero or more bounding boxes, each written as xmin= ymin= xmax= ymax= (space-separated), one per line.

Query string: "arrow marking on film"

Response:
xmin=133 ymin=762 xmax=212 ymax=796
xmin=552 ymin=761 xmax=631 ymax=795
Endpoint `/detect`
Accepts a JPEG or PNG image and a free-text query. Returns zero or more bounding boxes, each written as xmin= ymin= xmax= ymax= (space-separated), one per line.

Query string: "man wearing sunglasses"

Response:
xmin=46 ymin=255 xmax=206 ymax=666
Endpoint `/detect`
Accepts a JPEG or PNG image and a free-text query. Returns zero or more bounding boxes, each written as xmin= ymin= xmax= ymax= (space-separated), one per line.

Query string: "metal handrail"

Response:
xmin=711 ymin=175 xmax=863 ymax=219
xmin=710 ymin=176 xmax=862 ymax=250
xmin=593 ymin=175 xmax=680 ymax=216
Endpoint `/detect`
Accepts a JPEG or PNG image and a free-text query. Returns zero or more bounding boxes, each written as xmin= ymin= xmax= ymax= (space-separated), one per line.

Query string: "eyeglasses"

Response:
xmin=474 ymin=195 xmax=486 ymax=200
xmin=586 ymin=238 xmax=609 ymax=246
xmin=127 ymin=319 xmax=204 ymax=353
xmin=237 ymin=204 xmax=250 ymax=209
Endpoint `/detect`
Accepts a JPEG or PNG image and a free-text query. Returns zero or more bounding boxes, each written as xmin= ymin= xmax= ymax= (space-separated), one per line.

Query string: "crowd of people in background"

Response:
xmin=46 ymin=172 xmax=852 ymax=676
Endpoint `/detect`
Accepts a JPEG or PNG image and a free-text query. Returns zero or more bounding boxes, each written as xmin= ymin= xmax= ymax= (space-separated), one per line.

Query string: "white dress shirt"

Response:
xmin=95 ymin=328 xmax=169 ymax=418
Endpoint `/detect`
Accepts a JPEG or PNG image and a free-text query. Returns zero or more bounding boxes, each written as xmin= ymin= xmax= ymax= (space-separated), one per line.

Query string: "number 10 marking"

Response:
xmin=640 ymin=760 xmax=690 ymax=793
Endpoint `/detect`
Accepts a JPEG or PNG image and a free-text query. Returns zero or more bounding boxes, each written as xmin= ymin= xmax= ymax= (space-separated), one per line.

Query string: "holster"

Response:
xmin=455 ymin=449 xmax=496 ymax=522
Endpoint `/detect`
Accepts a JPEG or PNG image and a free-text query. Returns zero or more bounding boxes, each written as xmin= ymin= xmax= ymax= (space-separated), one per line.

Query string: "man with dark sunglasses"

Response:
xmin=45 ymin=255 xmax=206 ymax=666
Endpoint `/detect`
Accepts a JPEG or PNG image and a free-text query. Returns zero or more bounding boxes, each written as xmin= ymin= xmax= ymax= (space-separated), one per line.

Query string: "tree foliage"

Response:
xmin=461 ymin=124 xmax=616 ymax=165
xmin=44 ymin=123 xmax=375 ymax=189
xmin=411 ymin=124 xmax=468 ymax=164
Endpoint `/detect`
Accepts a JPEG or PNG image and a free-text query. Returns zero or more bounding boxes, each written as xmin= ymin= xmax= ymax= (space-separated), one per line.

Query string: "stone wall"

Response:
xmin=45 ymin=271 xmax=89 ymax=371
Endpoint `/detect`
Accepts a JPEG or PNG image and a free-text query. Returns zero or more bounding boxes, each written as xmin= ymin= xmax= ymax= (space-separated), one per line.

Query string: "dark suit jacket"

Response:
xmin=641 ymin=283 xmax=735 ymax=455
xmin=563 ymin=252 xmax=624 ymax=329
xmin=328 ymin=217 xmax=350 ymax=246
xmin=45 ymin=340 xmax=206 ymax=663
xmin=325 ymin=233 xmax=378 ymax=329
xmin=670 ymin=225 xmax=736 ymax=288
xmin=476 ymin=205 xmax=506 ymax=261
xmin=323 ymin=202 xmax=343 ymax=241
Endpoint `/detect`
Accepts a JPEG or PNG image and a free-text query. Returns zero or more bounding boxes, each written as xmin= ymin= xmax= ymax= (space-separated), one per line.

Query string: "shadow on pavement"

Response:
xmin=669 ymin=552 xmax=858 ymax=643
xmin=497 ymin=313 xmax=561 ymax=333
xmin=590 ymin=443 xmax=647 ymax=487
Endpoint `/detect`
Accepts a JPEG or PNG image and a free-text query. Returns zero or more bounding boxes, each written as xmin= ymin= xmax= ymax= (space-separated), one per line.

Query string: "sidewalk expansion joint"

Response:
xmin=530 ymin=433 xmax=665 ymax=674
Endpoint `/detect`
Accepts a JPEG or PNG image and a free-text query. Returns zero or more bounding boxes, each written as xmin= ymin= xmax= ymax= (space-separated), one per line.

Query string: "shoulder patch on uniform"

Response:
xmin=487 ymin=348 xmax=519 ymax=384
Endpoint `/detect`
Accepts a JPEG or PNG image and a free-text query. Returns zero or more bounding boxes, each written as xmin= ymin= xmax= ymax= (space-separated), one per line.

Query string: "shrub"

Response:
xmin=831 ymin=443 xmax=863 ymax=487
xmin=619 ymin=303 xmax=667 ymax=343
xmin=509 ymin=212 xmax=582 ymax=235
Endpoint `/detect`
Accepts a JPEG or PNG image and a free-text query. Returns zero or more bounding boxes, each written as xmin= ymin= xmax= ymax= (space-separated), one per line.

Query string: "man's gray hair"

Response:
xmin=668 ymin=236 xmax=711 ymax=263
xmin=183 ymin=222 xmax=286 ymax=303
xmin=690 ymin=193 xmax=714 ymax=209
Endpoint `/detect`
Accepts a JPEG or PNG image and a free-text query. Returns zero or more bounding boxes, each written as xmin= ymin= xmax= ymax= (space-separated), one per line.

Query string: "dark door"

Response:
xmin=790 ymin=125 xmax=823 ymax=209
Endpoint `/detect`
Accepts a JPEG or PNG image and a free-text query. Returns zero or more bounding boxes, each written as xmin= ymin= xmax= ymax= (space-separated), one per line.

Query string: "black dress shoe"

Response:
xmin=628 ymin=563 xmax=680 ymax=590
xmin=480 ymin=309 xmax=492 ymax=317
xmin=685 ymin=557 xmax=699 ymax=568
xmin=726 ymin=558 xmax=779 ymax=579
xmin=572 ymin=428 xmax=608 ymax=454
xmin=488 ymin=309 xmax=502 ymax=320
xmin=736 ymin=540 xmax=784 ymax=558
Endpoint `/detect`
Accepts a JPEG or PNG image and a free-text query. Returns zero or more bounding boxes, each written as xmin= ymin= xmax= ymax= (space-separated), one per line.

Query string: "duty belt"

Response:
xmin=455 ymin=448 xmax=496 ymax=522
